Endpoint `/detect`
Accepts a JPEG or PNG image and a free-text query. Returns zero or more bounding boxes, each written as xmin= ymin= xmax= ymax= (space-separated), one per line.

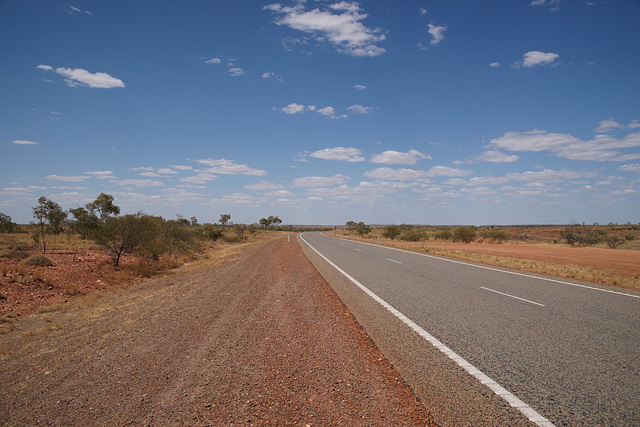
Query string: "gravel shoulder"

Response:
xmin=1 ymin=235 xmax=436 ymax=426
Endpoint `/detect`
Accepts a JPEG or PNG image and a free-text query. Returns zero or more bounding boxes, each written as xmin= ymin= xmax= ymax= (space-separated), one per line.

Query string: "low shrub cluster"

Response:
xmin=22 ymin=254 xmax=54 ymax=267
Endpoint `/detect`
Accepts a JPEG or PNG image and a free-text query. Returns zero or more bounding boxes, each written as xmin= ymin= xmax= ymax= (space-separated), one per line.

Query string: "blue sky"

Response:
xmin=1 ymin=0 xmax=639 ymax=225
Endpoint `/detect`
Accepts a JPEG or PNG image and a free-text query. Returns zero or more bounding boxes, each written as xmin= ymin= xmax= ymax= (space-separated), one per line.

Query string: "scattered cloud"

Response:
xmin=628 ymin=120 xmax=640 ymax=129
xmin=46 ymin=174 xmax=88 ymax=182
xmin=317 ymin=106 xmax=336 ymax=116
xmin=292 ymin=174 xmax=351 ymax=188
xmin=11 ymin=140 xmax=38 ymax=145
xmin=595 ymin=118 xmax=624 ymax=133
xmin=309 ymin=147 xmax=365 ymax=162
xmin=354 ymin=84 xmax=367 ymax=90
xmin=487 ymin=129 xmax=640 ymax=161
xmin=195 ymin=158 xmax=267 ymax=176
xmin=67 ymin=5 xmax=92 ymax=15
xmin=511 ymin=51 xmax=560 ymax=69
xmin=84 ymin=171 xmax=115 ymax=179
xmin=420 ymin=8 xmax=428 ymax=16
xmin=427 ymin=23 xmax=447 ymax=45
xmin=455 ymin=150 xmax=519 ymax=164
xmin=530 ymin=0 xmax=560 ymax=11
xmin=110 ymin=179 xmax=165 ymax=187
xmin=363 ymin=166 xmax=472 ymax=181
xmin=244 ymin=181 xmax=285 ymax=191
xmin=489 ymin=62 xmax=501 ymax=68
xmin=265 ymin=2 xmax=386 ymax=57
xmin=280 ymin=103 xmax=306 ymax=115
xmin=227 ymin=67 xmax=245 ymax=77
xmin=618 ymin=164 xmax=640 ymax=173
xmin=347 ymin=104 xmax=373 ymax=114
xmin=37 ymin=64 xmax=125 ymax=88
xmin=370 ymin=149 xmax=431 ymax=165
xmin=205 ymin=57 xmax=221 ymax=64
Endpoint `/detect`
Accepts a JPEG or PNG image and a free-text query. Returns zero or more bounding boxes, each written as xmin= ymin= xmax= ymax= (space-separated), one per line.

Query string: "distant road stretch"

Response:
xmin=300 ymin=232 xmax=640 ymax=426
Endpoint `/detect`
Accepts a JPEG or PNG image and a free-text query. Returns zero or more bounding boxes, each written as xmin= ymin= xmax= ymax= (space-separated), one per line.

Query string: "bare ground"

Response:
xmin=0 ymin=236 xmax=436 ymax=426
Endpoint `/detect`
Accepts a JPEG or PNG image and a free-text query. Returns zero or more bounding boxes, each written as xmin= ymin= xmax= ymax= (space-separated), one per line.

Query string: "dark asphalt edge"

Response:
xmin=298 ymin=233 xmax=535 ymax=427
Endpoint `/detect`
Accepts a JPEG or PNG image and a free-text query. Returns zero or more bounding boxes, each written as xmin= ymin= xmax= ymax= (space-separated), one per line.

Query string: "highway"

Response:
xmin=300 ymin=232 xmax=640 ymax=426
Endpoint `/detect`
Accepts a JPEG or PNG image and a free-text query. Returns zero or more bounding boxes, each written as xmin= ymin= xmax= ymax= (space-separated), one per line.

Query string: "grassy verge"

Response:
xmin=341 ymin=235 xmax=640 ymax=291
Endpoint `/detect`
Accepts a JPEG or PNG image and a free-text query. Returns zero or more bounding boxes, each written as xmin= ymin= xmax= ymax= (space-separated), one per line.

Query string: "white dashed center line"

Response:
xmin=387 ymin=258 xmax=402 ymax=264
xmin=481 ymin=287 xmax=545 ymax=307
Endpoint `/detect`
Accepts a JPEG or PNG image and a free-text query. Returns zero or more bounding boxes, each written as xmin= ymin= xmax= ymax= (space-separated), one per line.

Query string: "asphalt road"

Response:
xmin=300 ymin=232 xmax=640 ymax=426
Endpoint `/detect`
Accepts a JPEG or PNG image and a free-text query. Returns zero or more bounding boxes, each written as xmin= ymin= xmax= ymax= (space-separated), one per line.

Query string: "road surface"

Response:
xmin=300 ymin=232 xmax=640 ymax=426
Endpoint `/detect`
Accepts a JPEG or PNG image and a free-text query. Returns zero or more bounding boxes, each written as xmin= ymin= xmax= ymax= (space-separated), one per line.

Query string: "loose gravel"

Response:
xmin=1 ymin=235 xmax=436 ymax=426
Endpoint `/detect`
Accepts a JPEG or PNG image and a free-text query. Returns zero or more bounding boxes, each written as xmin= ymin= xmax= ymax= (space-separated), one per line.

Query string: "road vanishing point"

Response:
xmin=300 ymin=232 xmax=640 ymax=426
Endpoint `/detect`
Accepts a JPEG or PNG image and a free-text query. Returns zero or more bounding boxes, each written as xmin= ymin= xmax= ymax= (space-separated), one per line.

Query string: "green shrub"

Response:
xmin=433 ymin=229 xmax=453 ymax=241
xmin=399 ymin=229 xmax=429 ymax=242
xmin=453 ymin=226 xmax=477 ymax=243
xmin=23 ymin=254 xmax=54 ymax=267
xmin=382 ymin=225 xmax=401 ymax=240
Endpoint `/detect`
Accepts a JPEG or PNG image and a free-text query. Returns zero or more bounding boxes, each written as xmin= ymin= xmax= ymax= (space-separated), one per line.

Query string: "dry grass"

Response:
xmin=381 ymin=241 xmax=640 ymax=291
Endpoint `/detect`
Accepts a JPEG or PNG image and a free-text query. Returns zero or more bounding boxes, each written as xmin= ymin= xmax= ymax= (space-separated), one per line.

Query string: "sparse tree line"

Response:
xmin=0 ymin=194 xmax=296 ymax=266
xmin=347 ymin=221 xmax=636 ymax=248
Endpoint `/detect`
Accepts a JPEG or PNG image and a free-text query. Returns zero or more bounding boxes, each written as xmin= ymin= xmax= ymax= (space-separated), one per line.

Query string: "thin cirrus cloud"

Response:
xmin=37 ymin=64 xmax=125 ymax=88
xmin=264 ymin=1 xmax=386 ymax=57
xmin=11 ymin=140 xmax=38 ymax=145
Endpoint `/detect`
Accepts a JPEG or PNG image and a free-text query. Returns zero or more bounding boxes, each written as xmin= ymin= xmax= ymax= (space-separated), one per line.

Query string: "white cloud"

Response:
xmin=265 ymin=2 xmax=386 ymax=57
xmin=511 ymin=51 xmax=559 ymax=69
xmin=292 ymin=174 xmax=350 ymax=187
xmin=346 ymin=104 xmax=372 ymax=114
xmin=628 ymin=120 xmax=640 ymax=129
xmin=309 ymin=147 xmax=365 ymax=162
xmin=487 ymin=129 xmax=640 ymax=161
xmin=227 ymin=67 xmax=245 ymax=76
xmin=505 ymin=168 xmax=599 ymax=183
xmin=595 ymin=118 xmax=624 ymax=133
xmin=180 ymin=173 xmax=216 ymax=185
xmin=317 ymin=106 xmax=336 ymax=116
xmin=427 ymin=23 xmax=447 ymax=45
xmin=38 ymin=65 xmax=125 ymax=88
xmin=110 ymin=178 xmax=164 ymax=187
xmin=489 ymin=62 xmax=501 ymax=68
xmin=370 ymin=149 xmax=431 ymax=165
xmin=205 ymin=57 xmax=221 ymax=64
xmin=245 ymin=181 xmax=285 ymax=191
xmin=420 ymin=8 xmax=428 ymax=16
xmin=354 ymin=84 xmax=367 ymax=90
xmin=456 ymin=150 xmax=519 ymax=164
xmin=363 ymin=166 xmax=471 ymax=181
xmin=195 ymin=158 xmax=267 ymax=176
xmin=11 ymin=140 xmax=38 ymax=145
xmin=618 ymin=164 xmax=640 ymax=173
xmin=84 ymin=170 xmax=115 ymax=179
xmin=46 ymin=174 xmax=88 ymax=182
xmin=169 ymin=164 xmax=193 ymax=171
xmin=280 ymin=103 xmax=306 ymax=114
xmin=262 ymin=72 xmax=275 ymax=78
xmin=530 ymin=0 xmax=560 ymax=9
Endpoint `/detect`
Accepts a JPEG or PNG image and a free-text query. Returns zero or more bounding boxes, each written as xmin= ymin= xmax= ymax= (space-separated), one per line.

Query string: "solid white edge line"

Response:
xmin=480 ymin=286 xmax=545 ymax=307
xmin=335 ymin=235 xmax=639 ymax=299
xmin=301 ymin=234 xmax=555 ymax=427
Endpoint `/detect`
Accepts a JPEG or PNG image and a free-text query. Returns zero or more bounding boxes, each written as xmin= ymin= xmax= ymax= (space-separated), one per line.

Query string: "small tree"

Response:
xmin=86 ymin=192 xmax=120 ymax=221
xmin=354 ymin=222 xmax=371 ymax=237
xmin=267 ymin=215 xmax=282 ymax=229
xmin=233 ymin=223 xmax=246 ymax=240
xmin=69 ymin=207 xmax=99 ymax=239
xmin=0 ymin=213 xmax=16 ymax=233
xmin=219 ymin=214 xmax=231 ymax=228
xmin=604 ymin=234 xmax=624 ymax=249
xmin=94 ymin=212 xmax=149 ymax=266
xmin=31 ymin=196 xmax=67 ymax=253
xmin=346 ymin=221 xmax=356 ymax=232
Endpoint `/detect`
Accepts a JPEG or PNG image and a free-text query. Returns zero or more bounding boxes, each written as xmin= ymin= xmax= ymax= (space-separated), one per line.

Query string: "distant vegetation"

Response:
xmin=0 ymin=193 xmax=330 ymax=268
xmin=341 ymin=222 xmax=640 ymax=249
